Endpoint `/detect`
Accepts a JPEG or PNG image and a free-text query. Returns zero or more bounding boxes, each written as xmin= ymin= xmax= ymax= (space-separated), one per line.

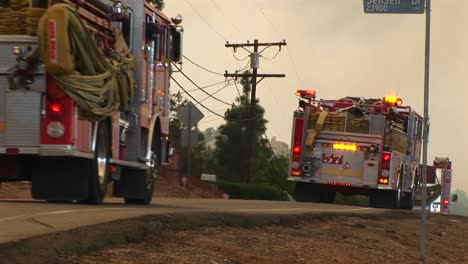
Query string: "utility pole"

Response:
xmin=225 ymin=39 xmax=287 ymax=183
xmin=420 ymin=0 xmax=431 ymax=263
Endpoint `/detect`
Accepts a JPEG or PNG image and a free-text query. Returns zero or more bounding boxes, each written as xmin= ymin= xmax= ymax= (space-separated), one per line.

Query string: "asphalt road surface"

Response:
xmin=0 ymin=198 xmax=379 ymax=244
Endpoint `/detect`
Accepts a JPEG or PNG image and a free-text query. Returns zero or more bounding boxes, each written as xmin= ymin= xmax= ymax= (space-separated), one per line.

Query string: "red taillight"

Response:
xmin=293 ymin=146 xmax=301 ymax=154
xmin=293 ymin=119 xmax=304 ymax=148
xmin=49 ymin=103 xmax=64 ymax=119
xmin=383 ymin=153 xmax=391 ymax=162
xmin=290 ymin=118 xmax=304 ymax=177
xmin=443 ymin=199 xmax=449 ymax=205
xmin=6 ymin=148 xmax=20 ymax=154
xmin=379 ymin=152 xmax=391 ymax=184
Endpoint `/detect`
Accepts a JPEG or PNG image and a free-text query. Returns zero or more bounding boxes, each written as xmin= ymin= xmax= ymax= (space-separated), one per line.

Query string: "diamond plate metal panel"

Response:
xmin=5 ymin=91 xmax=41 ymax=146
xmin=123 ymin=0 xmax=145 ymax=161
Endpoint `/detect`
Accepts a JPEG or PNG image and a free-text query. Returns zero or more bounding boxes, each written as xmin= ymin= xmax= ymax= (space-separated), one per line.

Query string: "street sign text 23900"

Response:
xmin=364 ymin=0 xmax=425 ymax=14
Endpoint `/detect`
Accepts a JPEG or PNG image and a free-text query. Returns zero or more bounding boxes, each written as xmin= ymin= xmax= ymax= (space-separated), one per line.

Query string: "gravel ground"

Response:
xmin=64 ymin=213 xmax=468 ymax=264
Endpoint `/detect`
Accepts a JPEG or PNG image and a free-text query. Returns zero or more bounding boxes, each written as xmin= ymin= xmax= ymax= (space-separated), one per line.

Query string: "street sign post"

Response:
xmin=177 ymin=101 xmax=204 ymax=186
xmin=177 ymin=101 xmax=204 ymax=129
xmin=363 ymin=0 xmax=425 ymax=14
xmin=363 ymin=0 xmax=431 ymax=262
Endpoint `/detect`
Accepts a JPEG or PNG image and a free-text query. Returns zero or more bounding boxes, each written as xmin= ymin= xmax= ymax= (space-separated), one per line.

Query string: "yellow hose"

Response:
xmin=37 ymin=4 xmax=136 ymax=120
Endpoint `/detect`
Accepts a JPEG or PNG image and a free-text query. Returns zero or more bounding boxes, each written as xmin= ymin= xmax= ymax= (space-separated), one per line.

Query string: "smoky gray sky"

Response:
xmin=165 ymin=0 xmax=467 ymax=192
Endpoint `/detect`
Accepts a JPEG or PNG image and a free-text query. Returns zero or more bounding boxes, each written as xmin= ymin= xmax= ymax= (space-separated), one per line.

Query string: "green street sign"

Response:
xmin=363 ymin=0 xmax=425 ymax=14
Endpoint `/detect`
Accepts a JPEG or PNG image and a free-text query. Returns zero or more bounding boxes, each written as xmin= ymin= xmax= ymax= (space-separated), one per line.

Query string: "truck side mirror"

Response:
xmin=452 ymin=194 xmax=458 ymax=203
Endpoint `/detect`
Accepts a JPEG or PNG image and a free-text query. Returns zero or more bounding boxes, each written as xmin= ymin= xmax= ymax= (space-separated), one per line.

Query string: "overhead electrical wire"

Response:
xmin=233 ymin=77 xmax=242 ymax=97
xmin=171 ymin=76 xmax=253 ymax=123
xmin=209 ymin=0 xmax=246 ymax=38
xmin=251 ymin=0 xmax=304 ymax=87
xmin=180 ymin=79 xmax=229 ymax=94
xmin=172 ymin=62 xmax=232 ymax=106
xmin=183 ymin=55 xmax=225 ymax=76
xmin=198 ymin=80 xmax=237 ymax=104
xmin=183 ymin=0 xmax=227 ymax=42
xmin=261 ymin=49 xmax=281 ymax=60
xmin=171 ymin=76 xmax=227 ymax=119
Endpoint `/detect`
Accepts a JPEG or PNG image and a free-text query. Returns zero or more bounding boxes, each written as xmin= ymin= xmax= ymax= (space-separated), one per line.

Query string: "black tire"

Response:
xmin=399 ymin=191 xmax=414 ymax=210
xmin=124 ymin=153 xmax=157 ymax=205
xmin=370 ymin=190 xmax=398 ymax=209
xmin=319 ymin=190 xmax=336 ymax=204
xmin=295 ymin=182 xmax=321 ymax=203
xmin=124 ymin=129 xmax=160 ymax=205
xmin=86 ymin=119 xmax=111 ymax=204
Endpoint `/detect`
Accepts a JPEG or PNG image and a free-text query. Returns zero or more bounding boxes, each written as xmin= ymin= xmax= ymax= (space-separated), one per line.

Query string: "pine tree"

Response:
xmin=148 ymin=0 xmax=165 ymax=10
xmin=215 ymin=72 xmax=271 ymax=183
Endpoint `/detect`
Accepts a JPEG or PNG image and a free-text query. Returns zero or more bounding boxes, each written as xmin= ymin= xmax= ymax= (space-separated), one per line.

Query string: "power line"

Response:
xmin=184 ymin=55 xmax=249 ymax=76
xmin=198 ymin=117 xmax=224 ymax=124
xmin=172 ymin=63 xmax=232 ymax=106
xmin=233 ymin=78 xmax=242 ymax=97
xmin=209 ymin=0 xmax=245 ymax=38
xmin=179 ymin=80 xmax=228 ymax=94
xmin=261 ymin=49 xmax=281 ymax=60
xmin=171 ymin=76 xmax=227 ymax=119
xmin=251 ymin=0 xmax=304 ymax=87
xmin=233 ymin=51 xmax=250 ymax=62
xmin=183 ymin=0 xmax=227 ymax=42
xmin=183 ymin=55 xmax=225 ymax=76
xmin=171 ymin=76 xmax=253 ymax=123
xmin=198 ymin=80 xmax=236 ymax=104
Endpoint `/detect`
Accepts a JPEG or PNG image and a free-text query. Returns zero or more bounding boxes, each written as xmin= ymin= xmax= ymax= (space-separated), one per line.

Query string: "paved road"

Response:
xmin=0 ymin=198 xmax=379 ymax=244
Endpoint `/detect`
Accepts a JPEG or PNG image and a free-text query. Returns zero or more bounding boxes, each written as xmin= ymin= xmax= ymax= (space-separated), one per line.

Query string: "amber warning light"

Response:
xmin=383 ymin=96 xmax=402 ymax=106
xmin=295 ymin=90 xmax=316 ymax=99
xmin=333 ymin=143 xmax=357 ymax=151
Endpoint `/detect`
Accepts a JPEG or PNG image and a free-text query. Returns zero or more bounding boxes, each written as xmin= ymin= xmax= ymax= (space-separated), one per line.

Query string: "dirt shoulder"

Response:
xmin=0 ymin=211 xmax=466 ymax=264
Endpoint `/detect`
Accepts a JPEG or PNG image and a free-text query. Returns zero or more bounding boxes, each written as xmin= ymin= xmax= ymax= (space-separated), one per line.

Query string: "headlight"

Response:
xmin=47 ymin=121 xmax=65 ymax=139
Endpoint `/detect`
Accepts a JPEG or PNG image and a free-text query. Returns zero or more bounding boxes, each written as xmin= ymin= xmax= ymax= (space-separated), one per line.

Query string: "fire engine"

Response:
xmin=0 ymin=0 xmax=183 ymax=204
xmin=426 ymin=157 xmax=455 ymax=214
xmin=289 ymin=90 xmax=441 ymax=209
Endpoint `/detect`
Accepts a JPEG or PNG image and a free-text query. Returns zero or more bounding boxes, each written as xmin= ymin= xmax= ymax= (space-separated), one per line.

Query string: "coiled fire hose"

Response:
xmin=0 ymin=0 xmax=45 ymax=35
xmin=37 ymin=4 xmax=136 ymax=120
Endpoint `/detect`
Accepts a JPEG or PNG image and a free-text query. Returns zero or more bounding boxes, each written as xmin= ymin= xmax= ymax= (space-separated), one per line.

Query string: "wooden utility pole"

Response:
xmin=225 ymin=39 xmax=286 ymax=183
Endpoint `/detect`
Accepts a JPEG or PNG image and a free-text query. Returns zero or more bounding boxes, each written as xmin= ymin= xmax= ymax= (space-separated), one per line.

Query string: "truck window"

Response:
xmin=145 ymin=14 xmax=160 ymax=60
xmin=162 ymin=26 xmax=170 ymax=60
xmin=414 ymin=118 xmax=423 ymax=140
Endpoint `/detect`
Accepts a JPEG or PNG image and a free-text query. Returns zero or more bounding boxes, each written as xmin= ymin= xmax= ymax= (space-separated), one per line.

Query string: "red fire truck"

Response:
xmin=0 ymin=0 xmax=183 ymax=204
xmin=289 ymin=90 xmax=426 ymax=209
xmin=427 ymin=157 xmax=455 ymax=214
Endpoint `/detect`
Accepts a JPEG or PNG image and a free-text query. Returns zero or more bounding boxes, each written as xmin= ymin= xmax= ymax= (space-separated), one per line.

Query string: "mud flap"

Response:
xmin=31 ymin=157 xmax=91 ymax=201
xmin=112 ymin=167 xmax=147 ymax=199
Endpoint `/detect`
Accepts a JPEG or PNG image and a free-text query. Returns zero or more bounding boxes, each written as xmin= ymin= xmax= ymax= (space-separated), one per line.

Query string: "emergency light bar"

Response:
xmin=332 ymin=143 xmax=357 ymax=151
xmin=383 ymin=96 xmax=403 ymax=106
xmin=295 ymin=90 xmax=316 ymax=99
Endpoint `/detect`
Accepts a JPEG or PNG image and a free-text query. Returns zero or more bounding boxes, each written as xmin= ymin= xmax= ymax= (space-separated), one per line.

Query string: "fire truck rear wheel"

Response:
xmin=399 ymin=191 xmax=414 ymax=210
xmin=294 ymin=182 xmax=320 ymax=202
xmin=123 ymin=152 xmax=158 ymax=205
xmin=370 ymin=190 xmax=399 ymax=209
xmin=87 ymin=119 xmax=111 ymax=204
xmin=124 ymin=128 xmax=161 ymax=205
